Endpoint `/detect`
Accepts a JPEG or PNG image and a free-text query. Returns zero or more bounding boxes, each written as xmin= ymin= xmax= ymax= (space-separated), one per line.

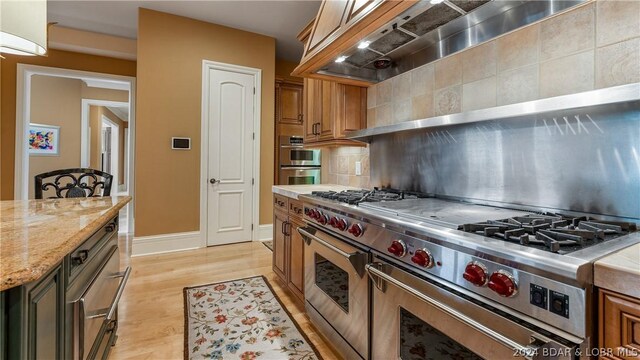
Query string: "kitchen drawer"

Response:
xmin=67 ymin=216 xmax=118 ymax=285
xmin=289 ymin=199 xmax=304 ymax=219
xmin=599 ymin=289 xmax=640 ymax=360
xmin=274 ymin=194 xmax=288 ymax=212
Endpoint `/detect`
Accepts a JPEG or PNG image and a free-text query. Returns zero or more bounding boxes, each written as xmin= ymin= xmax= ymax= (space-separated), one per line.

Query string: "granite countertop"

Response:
xmin=272 ymin=184 xmax=362 ymax=200
xmin=0 ymin=196 xmax=131 ymax=291
xmin=594 ymin=243 xmax=640 ymax=298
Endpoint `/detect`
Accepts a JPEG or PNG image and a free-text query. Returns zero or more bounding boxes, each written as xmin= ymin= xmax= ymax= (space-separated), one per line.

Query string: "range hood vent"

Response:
xmin=318 ymin=0 xmax=587 ymax=83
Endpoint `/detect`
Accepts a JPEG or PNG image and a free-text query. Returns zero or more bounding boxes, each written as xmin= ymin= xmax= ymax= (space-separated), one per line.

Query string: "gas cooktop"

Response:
xmin=307 ymin=189 xmax=638 ymax=254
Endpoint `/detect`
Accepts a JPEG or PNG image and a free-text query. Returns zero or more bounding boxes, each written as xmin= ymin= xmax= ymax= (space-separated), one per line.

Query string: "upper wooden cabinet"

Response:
xmin=303 ymin=78 xmax=366 ymax=146
xmin=293 ymin=0 xmax=415 ymax=85
xmin=276 ymin=80 xmax=303 ymax=125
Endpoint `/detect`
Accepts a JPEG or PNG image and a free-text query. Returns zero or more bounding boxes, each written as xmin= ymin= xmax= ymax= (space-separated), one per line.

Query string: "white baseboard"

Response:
xmin=258 ymin=224 xmax=273 ymax=241
xmin=132 ymin=231 xmax=201 ymax=257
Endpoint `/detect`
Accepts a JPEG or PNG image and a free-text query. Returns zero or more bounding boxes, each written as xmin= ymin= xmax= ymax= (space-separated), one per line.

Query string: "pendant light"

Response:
xmin=0 ymin=0 xmax=48 ymax=56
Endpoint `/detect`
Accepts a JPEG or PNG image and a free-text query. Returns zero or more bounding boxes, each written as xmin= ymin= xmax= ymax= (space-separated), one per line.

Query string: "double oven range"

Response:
xmin=297 ymin=189 xmax=639 ymax=360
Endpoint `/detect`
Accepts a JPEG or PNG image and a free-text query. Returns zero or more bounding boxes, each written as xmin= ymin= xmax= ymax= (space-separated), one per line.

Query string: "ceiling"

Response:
xmin=48 ymin=0 xmax=321 ymax=61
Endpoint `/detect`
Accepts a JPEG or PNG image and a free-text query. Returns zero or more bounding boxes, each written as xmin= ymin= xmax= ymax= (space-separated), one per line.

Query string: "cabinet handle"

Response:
xmin=285 ymin=222 xmax=291 ymax=236
xmin=72 ymin=250 xmax=89 ymax=265
xmin=298 ymin=114 xmax=303 ymax=122
xmin=281 ymin=221 xmax=286 ymax=235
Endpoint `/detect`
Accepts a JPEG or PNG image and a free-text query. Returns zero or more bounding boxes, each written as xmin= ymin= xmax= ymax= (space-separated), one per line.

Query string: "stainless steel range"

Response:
xmin=298 ymin=189 xmax=639 ymax=360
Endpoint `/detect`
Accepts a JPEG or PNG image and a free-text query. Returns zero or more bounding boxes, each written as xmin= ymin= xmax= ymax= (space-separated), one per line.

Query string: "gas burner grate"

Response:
xmin=462 ymin=214 xmax=637 ymax=254
xmin=311 ymin=189 xmax=420 ymax=205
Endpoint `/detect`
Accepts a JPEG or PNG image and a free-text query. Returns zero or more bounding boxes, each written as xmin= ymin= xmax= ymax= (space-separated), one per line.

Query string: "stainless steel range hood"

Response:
xmin=317 ymin=0 xmax=587 ymax=83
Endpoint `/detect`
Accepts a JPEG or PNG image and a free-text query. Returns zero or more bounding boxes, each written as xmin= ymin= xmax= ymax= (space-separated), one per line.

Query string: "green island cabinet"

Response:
xmin=3 ymin=263 xmax=65 ymax=359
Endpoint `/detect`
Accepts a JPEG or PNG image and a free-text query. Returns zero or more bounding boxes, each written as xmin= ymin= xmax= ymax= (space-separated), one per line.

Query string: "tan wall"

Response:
xmin=89 ymin=106 xmax=128 ymax=185
xmin=81 ymin=83 xmax=129 ymax=102
xmin=28 ymin=76 xmax=83 ymax=198
xmin=275 ymin=59 xmax=302 ymax=83
xmin=366 ymin=1 xmax=640 ymax=126
xmin=136 ymin=9 xmax=276 ymax=237
xmin=0 ymin=49 xmax=136 ymax=200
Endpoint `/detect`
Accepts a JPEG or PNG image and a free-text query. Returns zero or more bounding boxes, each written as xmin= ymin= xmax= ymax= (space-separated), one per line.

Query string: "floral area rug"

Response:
xmin=184 ymin=276 xmax=321 ymax=360
xmin=262 ymin=241 xmax=274 ymax=252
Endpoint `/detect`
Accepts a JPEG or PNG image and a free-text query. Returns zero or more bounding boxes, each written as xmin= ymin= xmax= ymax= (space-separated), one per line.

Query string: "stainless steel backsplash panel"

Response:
xmin=370 ymin=101 xmax=640 ymax=221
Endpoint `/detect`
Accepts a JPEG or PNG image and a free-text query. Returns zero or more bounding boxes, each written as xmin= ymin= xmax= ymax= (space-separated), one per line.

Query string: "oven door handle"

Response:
xmin=84 ymin=266 xmax=131 ymax=321
xmin=298 ymin=227 xmax=367 ymax=277
xmin=365 ymin=264 xmax=542 ymax=360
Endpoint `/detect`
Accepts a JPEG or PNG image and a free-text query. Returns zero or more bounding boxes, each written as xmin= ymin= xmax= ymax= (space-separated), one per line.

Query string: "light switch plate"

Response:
xmin=355 ymin=161 xmax=362 ymax=176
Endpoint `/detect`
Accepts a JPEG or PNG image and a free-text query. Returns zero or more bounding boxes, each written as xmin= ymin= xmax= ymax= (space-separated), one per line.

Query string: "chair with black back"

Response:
xmin=34 ymin=168 xmax=114 ymax=199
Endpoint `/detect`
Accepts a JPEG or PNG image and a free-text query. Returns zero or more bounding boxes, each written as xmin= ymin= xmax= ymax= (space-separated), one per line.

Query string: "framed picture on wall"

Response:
xmin=28 ymin=123 xmax=60 ymax=156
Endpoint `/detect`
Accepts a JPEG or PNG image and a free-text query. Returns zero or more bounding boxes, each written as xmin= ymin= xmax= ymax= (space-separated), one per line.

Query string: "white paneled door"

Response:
xmin=206 ymin=68 xmax=255 ymax=246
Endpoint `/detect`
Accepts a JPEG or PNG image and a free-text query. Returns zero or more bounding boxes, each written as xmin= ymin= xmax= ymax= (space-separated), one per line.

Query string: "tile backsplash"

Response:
xmin=320 ymin=146 xmax=370 ymax=188
xmin=366 ymin=1 xmax=640 ymax=128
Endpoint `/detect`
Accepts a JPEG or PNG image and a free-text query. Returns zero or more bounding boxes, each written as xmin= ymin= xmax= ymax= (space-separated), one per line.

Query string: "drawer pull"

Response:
xmin=82 ymin=266 xmax=131 ymax=321
xmin=105 ymin=223 xmax=116 ymax=232
xmin=72 ymin=250 xmax=89 ymax=265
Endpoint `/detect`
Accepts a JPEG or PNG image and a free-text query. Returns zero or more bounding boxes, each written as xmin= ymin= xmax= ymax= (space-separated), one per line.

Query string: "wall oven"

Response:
xmin=366 ymin=254 xmax=583 ymax=360
xmin=279 ymin=167 xmax=321 ymax=185
xmin=298 ymin=226 xmax=369 ymax=360
xmin=279 ymin=136 xmax=320 ymax=167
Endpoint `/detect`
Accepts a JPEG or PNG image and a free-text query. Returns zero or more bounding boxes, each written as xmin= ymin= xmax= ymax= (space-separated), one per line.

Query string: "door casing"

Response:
xmin=200 ymin=60 xmax=262 ymax=246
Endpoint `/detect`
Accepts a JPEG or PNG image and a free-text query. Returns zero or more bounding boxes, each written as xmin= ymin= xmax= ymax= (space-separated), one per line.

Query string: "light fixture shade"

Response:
xmin=1 ymin=0 xmax=47 ymax=56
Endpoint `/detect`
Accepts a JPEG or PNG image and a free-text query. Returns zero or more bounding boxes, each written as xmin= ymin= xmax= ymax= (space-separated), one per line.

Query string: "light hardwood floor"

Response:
xmin=110 ymin=237 xmax=341 ymax=360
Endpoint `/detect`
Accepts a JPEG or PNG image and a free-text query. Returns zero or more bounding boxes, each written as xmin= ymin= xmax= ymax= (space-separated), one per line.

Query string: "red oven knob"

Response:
xmin=348 ymin=224 xmax=364 ymax=237
xmin=463 ymin=262 xmax=488 ymax=287
xmin=488 ymin=271 xmax=518 ymax=297
xmin=388 ymin=240 xmax=407 ymax=257
xmin=329 ymin=216 xmax=339 ymax=228
xmin=309 ymin=209 xmax=318 ymax=219
xmin=304 ymin=208 xmax=311 ymax=216
xmin=411 ymin=249 xmax=434 ymax=268
xmin=337 ymin=219 xmax=348 ymax=231
xmin=318 ymin=214 xmax=329 ymax=225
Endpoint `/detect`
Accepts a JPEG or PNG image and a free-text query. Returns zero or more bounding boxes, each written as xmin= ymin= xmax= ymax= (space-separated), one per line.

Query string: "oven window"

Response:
xmin=399 ymin=308 xmax=482 ymax=360
xmin=290 ymin=150 xmax=314 ymax=161
xmin=288 ymin=176 xmax=315 ymax=185
xmin=314 ymin=254 xmax=349 ymax=313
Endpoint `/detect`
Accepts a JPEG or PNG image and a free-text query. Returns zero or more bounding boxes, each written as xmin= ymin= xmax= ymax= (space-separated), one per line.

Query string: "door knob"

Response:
xmin=209 ymin=178 xmax=220 ymax=184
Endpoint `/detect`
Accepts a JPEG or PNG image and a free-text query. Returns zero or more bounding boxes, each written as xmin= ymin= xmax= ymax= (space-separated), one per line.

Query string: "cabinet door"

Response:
xmin=303 ymin=78 xmax=321 ymax=142
xmin=306 ymin=0 xmax=350 ymax=53
xmin=335 ymin=83 xmax=367 ymax=138
xmin=287 ymin=217 xmax=306 ymax=302
xmin=30 ymin=266 xmax=63 ymax=360
xmin=600 ymin=289 xmax=640 ymax=360
xmin=278 ymin=82 xmax=303 ymax=125
xmin=273 ymin=210 xmax=288 ymax=282
xmin=318 ymin=80 xmax=336 ymax=141
xmin=8 ymin=264 xmax=65 ymax=360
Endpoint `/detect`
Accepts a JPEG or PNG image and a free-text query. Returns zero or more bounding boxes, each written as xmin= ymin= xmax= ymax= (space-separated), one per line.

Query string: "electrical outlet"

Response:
xmin=355 ymin=161 xmax=362 ymax=176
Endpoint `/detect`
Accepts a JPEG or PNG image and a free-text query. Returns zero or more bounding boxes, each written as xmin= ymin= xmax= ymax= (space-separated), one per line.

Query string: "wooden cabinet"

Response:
xmin=294 ymin=0 xmax=414 ymax=85
xmin=6 ymin=263 xmax=65 ymax=360
xmin=306 ymin=0 xmax=350 ymax=54
xmin=273 ymin=209 xmax=288 ymax=281
xmin=303 ymin=78 xmax=367 ymax=146
xmin=288 ymin=217 xmax=306 ymax=301
xmin=276 ymin=80 xmax=303 ymax=125
xmin=272 ymin=195 xmax=306 ymax=303
xmin=599 ymin=289 xmax=640 ymax=360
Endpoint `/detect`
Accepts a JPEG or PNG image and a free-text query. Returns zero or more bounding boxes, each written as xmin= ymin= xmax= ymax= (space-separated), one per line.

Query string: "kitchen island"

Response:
xmin=0 ymin=196 xmax=130 ymax=359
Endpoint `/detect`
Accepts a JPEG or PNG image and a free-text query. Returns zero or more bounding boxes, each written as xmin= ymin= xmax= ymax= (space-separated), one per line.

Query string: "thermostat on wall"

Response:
xmin=172 ymin=137 xmax=191 ymax=150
